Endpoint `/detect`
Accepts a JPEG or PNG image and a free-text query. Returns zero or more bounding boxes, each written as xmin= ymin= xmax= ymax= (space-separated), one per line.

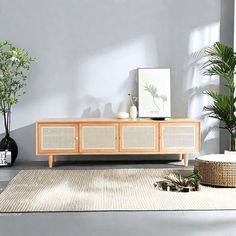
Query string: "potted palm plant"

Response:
xmin=0 ymin=41 xmax=34 ymax=164
xmin=202 ymin=42 xmax=236 ymax=151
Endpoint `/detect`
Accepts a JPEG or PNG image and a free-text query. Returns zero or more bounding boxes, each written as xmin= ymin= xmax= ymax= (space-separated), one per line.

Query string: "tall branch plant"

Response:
xmin=202 ymin=42 xmax=236 ymax=151
xmin=0 ymin=41 xmax=34 ymax=137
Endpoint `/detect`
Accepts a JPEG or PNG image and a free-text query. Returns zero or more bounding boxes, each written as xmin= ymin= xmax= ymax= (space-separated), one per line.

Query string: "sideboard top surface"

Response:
xmin=37 ymin=118 xmax=200 ymax=123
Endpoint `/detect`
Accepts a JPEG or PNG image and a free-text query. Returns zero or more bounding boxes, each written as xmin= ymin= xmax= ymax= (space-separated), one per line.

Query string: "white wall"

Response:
xmin=0 ymin=0 xmax=232 ymax=161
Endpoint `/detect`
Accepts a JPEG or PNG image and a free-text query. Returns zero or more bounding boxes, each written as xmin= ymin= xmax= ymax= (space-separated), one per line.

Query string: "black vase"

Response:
xmin=0 ymin=135 xmax=18 ymax=165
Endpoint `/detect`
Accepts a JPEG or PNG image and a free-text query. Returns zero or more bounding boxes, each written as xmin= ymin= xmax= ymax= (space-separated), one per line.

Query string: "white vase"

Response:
xmin=130 ymin=105 xmax=138 ymax=119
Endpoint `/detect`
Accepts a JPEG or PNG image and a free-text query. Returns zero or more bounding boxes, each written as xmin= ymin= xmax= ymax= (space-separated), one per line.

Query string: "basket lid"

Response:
xmin=196 ymin=154 xmax=236 ymax=162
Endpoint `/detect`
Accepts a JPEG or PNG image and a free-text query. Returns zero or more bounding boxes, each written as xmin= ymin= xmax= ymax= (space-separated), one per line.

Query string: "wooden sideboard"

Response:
xmin=36 ymin=118 xmax=201 ymax=168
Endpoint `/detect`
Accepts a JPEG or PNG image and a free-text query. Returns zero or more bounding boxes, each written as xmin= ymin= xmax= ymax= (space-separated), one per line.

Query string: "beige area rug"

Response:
xmin=1 ymin=168 xmax=236 ymax=212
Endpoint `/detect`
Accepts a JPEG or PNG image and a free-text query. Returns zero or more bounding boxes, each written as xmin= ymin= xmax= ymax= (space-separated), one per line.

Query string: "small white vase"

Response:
xmin=130 ymin=105 xmax=138 ymax=119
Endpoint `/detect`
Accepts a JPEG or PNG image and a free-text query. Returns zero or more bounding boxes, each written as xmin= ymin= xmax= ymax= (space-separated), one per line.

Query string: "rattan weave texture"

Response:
xmin=195 ymin=156 xmax=236 ymax=187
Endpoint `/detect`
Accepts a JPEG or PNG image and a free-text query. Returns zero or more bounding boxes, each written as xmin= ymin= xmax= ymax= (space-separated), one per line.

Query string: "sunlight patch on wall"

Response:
xmin=188 ymin=23 xmax=220 ymax=54
xmin=186 ymin=22 xmax=220 ymax=155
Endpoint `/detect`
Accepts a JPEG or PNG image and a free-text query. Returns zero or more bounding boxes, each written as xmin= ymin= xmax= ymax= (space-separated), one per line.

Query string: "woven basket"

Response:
xmin=195 ymin=157 xmax=236 ymax=187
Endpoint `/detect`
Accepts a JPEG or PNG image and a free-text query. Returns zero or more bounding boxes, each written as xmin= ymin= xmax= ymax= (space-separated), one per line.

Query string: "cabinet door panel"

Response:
xmin=120 ymin=123 xmax=158 ymax=152
xmin=160 ymin=123 xmax=200 ymax=153
xmin=80 ymin=123 xmax=118 ymax=153
xmin=37 ymin=123 xmax=78 ymax=154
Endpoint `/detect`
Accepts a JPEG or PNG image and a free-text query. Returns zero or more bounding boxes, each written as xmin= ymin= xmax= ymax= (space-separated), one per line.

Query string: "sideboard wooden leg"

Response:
xmin=53 ymin=156 xmax=57 ymax=162
xmin=178 ymin=154 xmax=182 ymax=161
xmin=183 ymin=154 xmax=188 ymax=167
xmin=48 ymin=155 xmax=54 ymax=168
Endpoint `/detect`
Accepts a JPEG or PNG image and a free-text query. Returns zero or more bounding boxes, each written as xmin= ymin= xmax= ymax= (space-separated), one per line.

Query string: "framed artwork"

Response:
xmin=138 ymin=68 xmax=171 ymax=118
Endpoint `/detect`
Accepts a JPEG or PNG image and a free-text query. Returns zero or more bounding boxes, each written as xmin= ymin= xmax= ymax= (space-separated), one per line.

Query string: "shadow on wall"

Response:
xmin=71 ymin=68 xmax=138 ymax=118
xmin=0 ymin=123 xmax=36 ymax=162
xmin=185 ymin=65 xmax=221 ymax=155
xmin=80 ymin=100 xmax=115 ymax=118
xmin=184 ymin=36 xmax=221 ymax=155
xmin=117 ymin=69 xmax=138 ymax=112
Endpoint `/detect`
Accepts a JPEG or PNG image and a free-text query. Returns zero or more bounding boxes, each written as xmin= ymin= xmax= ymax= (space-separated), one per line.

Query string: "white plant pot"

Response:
xmin=130 ymin=105 xmax=138 ymax=119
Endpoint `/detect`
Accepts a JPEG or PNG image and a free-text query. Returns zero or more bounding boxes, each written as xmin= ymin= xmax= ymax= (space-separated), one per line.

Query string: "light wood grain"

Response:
xmin=48 ymin=155 xmax=54 ymax=168
xmin=178 ymin=154 xmax=183 ymax=161
xmin=184 ymin=154 xmax=188 ymax=167
xmin=159 ymin=122 xmax=200 ymax=154
xmin=36 ymin=118 xmax=201 ymax=168
xmin=79 ymin=123 xmax=119 ymax=153
xmin=36 ymin=123 xmax=79 ymax=155
xmin=119 ymin=122 xmax=159 ymax=152
xmin=37 ymin=118 xmax=200 ymax=123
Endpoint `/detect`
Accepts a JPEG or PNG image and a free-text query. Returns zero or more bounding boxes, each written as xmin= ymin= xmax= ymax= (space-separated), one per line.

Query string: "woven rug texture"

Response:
xmin=0 ymin=168 xmax=236 ymax=212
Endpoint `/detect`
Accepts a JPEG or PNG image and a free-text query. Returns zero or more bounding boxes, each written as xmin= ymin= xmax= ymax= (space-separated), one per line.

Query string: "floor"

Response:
xmin=0 ymin=160 xmax=236 ymax=236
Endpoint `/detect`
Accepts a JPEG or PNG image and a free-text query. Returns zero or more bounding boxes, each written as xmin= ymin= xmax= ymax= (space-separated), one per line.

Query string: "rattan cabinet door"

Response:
xmin=120 ymin=123 xmax=158 ymax=152
xmin=160 ymin=122 xmax=200 ymax=153
xmin=37 ymin=123 xmax=79 ymax=154
xmin=79 ymin=123 xmax=118 ymax=153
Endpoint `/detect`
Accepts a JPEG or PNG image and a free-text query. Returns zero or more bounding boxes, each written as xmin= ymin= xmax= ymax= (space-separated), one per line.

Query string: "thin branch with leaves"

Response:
xmin=0 ymin=41 xmax=35 ymax=136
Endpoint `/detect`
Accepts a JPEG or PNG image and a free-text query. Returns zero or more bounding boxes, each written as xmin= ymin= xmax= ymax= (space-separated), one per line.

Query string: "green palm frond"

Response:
xmin=201 ymin=42 xmax=236 ymax=147
xmin=202 ymin=42 xmax=236 ymax=90
xmin=202 ymin=42 xmax=236 ymax=73
xmin=203 ymin=91 xmax=236 ymax=132
xmin=164 ymin=173 xmax=189 ymax=187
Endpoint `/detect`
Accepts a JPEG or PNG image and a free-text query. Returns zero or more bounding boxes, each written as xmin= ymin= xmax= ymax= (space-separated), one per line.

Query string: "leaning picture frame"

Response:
xmin=138 ymin=68 xmax=171 ymax=118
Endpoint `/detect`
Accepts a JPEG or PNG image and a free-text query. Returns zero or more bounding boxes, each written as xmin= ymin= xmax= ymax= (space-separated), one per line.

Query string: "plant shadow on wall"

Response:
xmin=79 ymin=69 xmax=138 ymax=118
xmin=118 ymin=69 xmax=138 ymax=112
xmin=185 ymin=48 xmax=219 ymax=155
xmin=0 ymin=41 xmax=34 ymax=164
xmin=80 ymin=96 xmax=115 ymax=118
xmin=186 ymin=42 xmax=236 ymax=152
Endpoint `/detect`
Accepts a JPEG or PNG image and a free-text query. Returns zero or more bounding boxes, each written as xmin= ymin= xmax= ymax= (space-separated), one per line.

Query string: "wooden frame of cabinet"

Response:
xmin=160 ymin=122 xmax=200 ymax=153
xmin=36 ymin=118 xmax=200 ymax=168
xmin=159 ymin=121 xmax=200 ymax=167
xmin=119 ymin=122 xmax=159 ymax=153
xmin=36 ymin=122 xmax=79 ymax=168
xmin=79 ymin=123 xmax=119 ymax=153
xmin=36 ymin=123 xmax=79 ymax=155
